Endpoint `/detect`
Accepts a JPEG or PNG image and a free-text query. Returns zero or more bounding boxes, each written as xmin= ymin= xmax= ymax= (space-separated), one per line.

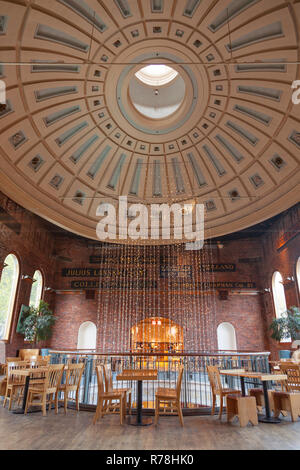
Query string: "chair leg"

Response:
xmin=177 ymin=401 xmax=184 ymax=427
xmin=24 ymin=391 xmax=30 ymax=415
xmin=93 ymin=402 xmax=101 ymax=424
xmin=48 ymin=395 xmax=53 ymax=413
xmin=219 ymin=394 xmax=223 ymax=420
xmin=211 ymin=394 xmax=216 ymax=415
xmin=154 ymin=397 xmax=159 ymax=425
xmin=120 ymin=397 xmax=124 ymax=425
xmin=8 ymin=389 xmax=13 ymax=411
xmin=3 ymin=388 xmax=8 ymax=408
xmin=76 ymin=390 xmax=80 ymax=412
xmin=64 ymin=391 xmax=68 ymax=414
xmin=128 ymin=391 xmax=131 ymax=415
xmin=42 ymin=394 xmax=47 ymax=417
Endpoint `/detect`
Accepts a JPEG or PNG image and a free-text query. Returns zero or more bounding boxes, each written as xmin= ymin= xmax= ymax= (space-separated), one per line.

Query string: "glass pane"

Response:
xmin=29 ymin=270 xmax=43 ymax=309
xmin=0 ymin=254 xmax=19 ymax=339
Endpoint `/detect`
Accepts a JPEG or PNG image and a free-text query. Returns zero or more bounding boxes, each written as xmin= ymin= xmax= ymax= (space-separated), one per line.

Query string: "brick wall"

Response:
xmin=0 ymin=192 xmax=56 ymax=356
xmin=0 ymin=190 xmax=299 ymax=359
xmin=49 ymin=236 xmax=266 ymax=353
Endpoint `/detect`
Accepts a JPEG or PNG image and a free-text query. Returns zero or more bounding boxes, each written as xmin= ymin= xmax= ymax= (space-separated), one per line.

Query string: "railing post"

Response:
xmin=83 ymin=356 xmax=93 ymax=405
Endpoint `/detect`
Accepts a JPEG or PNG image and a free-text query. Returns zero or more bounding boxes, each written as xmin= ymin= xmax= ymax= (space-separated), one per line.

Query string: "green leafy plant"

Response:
xmin=20 ymin=300 xmax=56 ymax=343
xmin=269 ymin=306 xmax=300 ymax=342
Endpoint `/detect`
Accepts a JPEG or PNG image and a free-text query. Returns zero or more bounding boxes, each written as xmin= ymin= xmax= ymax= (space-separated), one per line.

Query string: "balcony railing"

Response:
xmin=49 ymin=350 xmax=270 ymax=414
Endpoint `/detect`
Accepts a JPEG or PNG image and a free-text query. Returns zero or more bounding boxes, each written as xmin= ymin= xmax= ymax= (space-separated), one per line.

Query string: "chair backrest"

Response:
xmin=44 ymin=364 xmax=64 ymax=391
xmin=19 ymin=349 xmax=39 ymax=361
xmin=6 ymin=357 xmax=22 ymax=363
xmin=176 ymin=366 xmax=184 ymax=399
xmin=279 ymin=363 xmax=300 ymax=392
xmin=29 ymin=360 xmax=49 ymax=368
xmin=207 ymin=365 xmax=222 ymax=394
xmin=96 ymin=365 xmax=105 ymax=395
xmin=7 ymin=361 xmax=29 ymax=384
xmin=102 ymin=364 xmax=113 ymax=392
xmin=65 ymin=363 xmax=84 ymax=387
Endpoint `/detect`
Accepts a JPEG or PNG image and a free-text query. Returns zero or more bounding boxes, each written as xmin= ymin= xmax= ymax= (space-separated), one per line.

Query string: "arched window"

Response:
xmin=272 ymin=271 xmax=287 ymax=318
xmin=217 ymin=322 xmax=237 ymax=351
xmin=77 ymin=321 xmax=97 ymax=350
xmin=29 ymin=270 xmax=43 ymax=309
xmin=296 ymin=257 xmax=300 ymax=295
xmin=0 ymin=254 xmax=19 ymax=340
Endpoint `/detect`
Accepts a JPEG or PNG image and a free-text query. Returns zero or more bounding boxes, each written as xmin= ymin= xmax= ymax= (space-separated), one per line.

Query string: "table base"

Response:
xmin=258 ymin=415 xmax=281 ymax=424
xmin=127 ymin=416 xmax=153 ymax=427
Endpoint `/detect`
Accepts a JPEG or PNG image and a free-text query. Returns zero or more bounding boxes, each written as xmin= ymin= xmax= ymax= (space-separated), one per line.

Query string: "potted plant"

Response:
xmin=19 ymin=300 xmax=56 ymax=345
xmin=269 ymin=306 xmax=300 ymax=357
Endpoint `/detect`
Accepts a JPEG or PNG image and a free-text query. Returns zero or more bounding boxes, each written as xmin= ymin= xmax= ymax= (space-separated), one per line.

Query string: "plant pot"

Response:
xmin=279 ymin=350 xmax=291 ymax=359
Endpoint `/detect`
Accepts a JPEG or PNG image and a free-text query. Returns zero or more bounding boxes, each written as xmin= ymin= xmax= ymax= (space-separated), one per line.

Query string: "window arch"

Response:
xmin=29 ymin=270 xmax=43 ymax=309
xmin=217 ymin=322 xmax=237 ymax=351
xmin=0 ymin=254 xmax=19 ymax=340
xmin=77 ymin=321 xmax=97 ymax=350
xmin=296 ymin=257 xmax=300 ymax=295
xmin=272 ymin=271 xmax=287 ymax=319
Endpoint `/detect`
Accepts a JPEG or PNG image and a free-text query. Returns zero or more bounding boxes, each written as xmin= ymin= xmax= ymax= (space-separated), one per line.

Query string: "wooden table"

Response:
xmin=117 ymin=369 xmax=158 ymax=426
xmin=220 ymin=369 xmax=287 ymax=423
xmin=10 ymin=367 xmax=48 ymax=415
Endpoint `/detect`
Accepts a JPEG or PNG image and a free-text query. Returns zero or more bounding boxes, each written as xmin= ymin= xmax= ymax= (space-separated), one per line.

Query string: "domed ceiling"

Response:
xmin=0 ymin=0 xmax=299 ymax=243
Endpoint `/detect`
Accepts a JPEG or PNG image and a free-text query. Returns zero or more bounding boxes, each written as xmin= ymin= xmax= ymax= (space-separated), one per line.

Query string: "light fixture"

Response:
xmin=3 ymin=263 xmax=8 ymax=268
xmin=22 ymin=275 xmax=36 ymax=283
xmin=154 ymin=89 xmax=159 ymax=96
xmin=45 ymin=287 xmax=54 ymax=292
xmin=264 ymin=288 xmax=271 ymax=293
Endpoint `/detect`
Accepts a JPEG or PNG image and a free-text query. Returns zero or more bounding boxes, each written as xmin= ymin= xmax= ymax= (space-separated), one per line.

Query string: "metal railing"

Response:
xmin=49 ymin=350 xmax=270 ymax=414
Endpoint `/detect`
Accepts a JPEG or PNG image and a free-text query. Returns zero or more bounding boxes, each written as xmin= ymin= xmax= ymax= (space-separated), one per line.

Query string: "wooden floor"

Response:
xmin=0 ymin=406 xmax=300 ymax=450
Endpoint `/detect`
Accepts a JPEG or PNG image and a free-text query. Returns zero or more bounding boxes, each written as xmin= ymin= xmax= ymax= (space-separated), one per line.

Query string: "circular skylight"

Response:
xmin=135 ymin=65 xmax=178 ymax=86
xmin=129 ymin=67 xmax=186 ymax=120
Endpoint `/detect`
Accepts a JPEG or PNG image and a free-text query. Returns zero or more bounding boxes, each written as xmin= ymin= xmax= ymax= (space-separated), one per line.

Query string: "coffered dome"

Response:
xmin=0 ymin=0 xmax=299 ymax=243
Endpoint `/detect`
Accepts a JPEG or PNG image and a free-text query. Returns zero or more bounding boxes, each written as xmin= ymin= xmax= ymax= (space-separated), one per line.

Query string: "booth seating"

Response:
xmin=226 ymin=395 xmax=258 ymax=427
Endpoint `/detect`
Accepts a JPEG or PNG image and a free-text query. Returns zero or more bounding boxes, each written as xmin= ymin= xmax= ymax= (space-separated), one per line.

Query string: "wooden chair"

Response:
xmin=207 ymin=365 xmax=241 ymax=419
xmin=25 ymin=364 xmax=64 ymax=416
xmin=270 ymin=363 xmax=300 ymax=422
xmin=102 ymin=364 xmax=131 ymax=415
xmin=226 ymin=395 xmax=258 ymax=427
xmin=154 ymin=365 xmax=184 ymax=426
xmin=3 ymin=361 xmax=29 ymax=410
xmin=57 ymin=363 xmax=84 ymax=413
xmin=93 ymin=365 xmax=126 ymax=425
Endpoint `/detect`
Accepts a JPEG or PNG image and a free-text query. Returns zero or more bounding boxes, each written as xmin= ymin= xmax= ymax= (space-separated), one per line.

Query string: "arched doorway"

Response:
xmin=77 ymin=321 xmax=97 ymax=350
xmin=217 ymin=322 xmax=237 ymax=351
xmin=131 ymin=317 xmax=184 ymax=354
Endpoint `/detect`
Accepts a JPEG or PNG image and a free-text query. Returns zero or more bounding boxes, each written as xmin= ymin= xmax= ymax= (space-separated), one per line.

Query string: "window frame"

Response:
xmin=29 ymin=269 xmax=44 ymax=309
xmin=272 ymin=270 xmax=290 ymax=343
xmin=0 ymin=253 xmax=20 ymax=341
